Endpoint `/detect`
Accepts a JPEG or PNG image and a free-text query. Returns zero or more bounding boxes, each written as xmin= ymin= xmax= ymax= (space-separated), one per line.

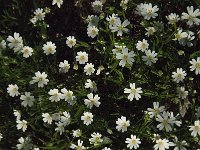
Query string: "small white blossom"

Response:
xmin=70 ymin=140 xmax=86 ymax=149
xmin=166 ymin=13 xmax=180 ymax=24
xmin=14 ymin=110 xmax=21 ymax=120
xmin=85 ymin=79 xmax=97 ymax=92
xmin=84 ymin=63 xmax=95 ymax=75
xmin=125 ymin=135 xmax=141 ymax=149
xmin=136 ymin=39 xmax=149 ymax=52
xmin=147 ymin=102 xmax=165 ymax=118
xmin=142 ymin=50 xmax=158 ymax=66
xmin=42 ymin=113 xmax=53 ymax=124
xmin=61 ymin=88 xmax=76 ymax=105
xmin=0 ymin=40 xmax=6 ymax=50
xmin=116 ymin=48 xmax=135 ymax=67
xmin=7 ymin=32 xmax=23 ymax=52
xmin=124 ymin=83 xmax=143 ymax=101
xmin=59 ymin=60 xmax=70 ymax=73
xmin=81 ymin=112 xmax=93 ymax=126
xmin=87 ymin=26 xmax=99 ymax=38
xmin=106 ymin=13 xmax=120 ymax=29
xmin=72 ymin=129 xmax=82 ymax=138
xmin=16 ymin=120 xmax=27 ymax=132
xmin=154 ymin=138 xmax=173 ymax=150
xmin=30 ymin=71 xmax=49 ymax=87
xmin=21 ymin=46 xmax=33 ymax=58
xmin=172 ymin=68 xmax=187 ymax=83
xmin=89 ymin=132 xmax=103 ymax=146
xmin=42 ymin=41 xmax=56 ymax=55
xmin=111 ymin=19 xmax=130 ymax=36
xmin=60 ymin=111 xmax=71 ymax=126
xmin=177 ymin=87 xmax=188 ymax=99
xmin=145 ymin=27 xmax=156 ymax=37
xmin=66 ymin=36 xmax=76 ymax=48
xmin=20 ymin=92 xmax=35 ymax=107
xmin=190 ymin=57 xmax=200 ymax=75
xmin=7 ymin=84 xmax=20 ymax=97
xmin=34 ymin=8 xmax=45 ymax=21
xmin=189 ymin=120 xmax=200 ymax=137
xmin=48 ymin=89 xmax=62 ymax=102
xmin=92 ymin=0 xmax=103 ymax=13
xmin=116 ymin=116 xmax=130 ymax=132
xmin=52 ymin=0 xmax=63 ymax=8
xmin=76 ymin=51 xmax=88 ymax=64
xmin=84 ymin=93 xmax=101 ymax=109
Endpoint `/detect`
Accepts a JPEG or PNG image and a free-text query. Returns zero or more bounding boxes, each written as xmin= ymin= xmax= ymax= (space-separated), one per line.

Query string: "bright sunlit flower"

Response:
xmin=116 ymin=116 xmax=130 ymax=132
xmin=85 ymin=79 xmax=97 ymax=92
xmin=154 ymin=138 xmax=173 ymax=150
xmin=181 ymin=6 xmax=200 ymax=26
xmin=16 ymin=120 xmax=27 ymax=132
xmin=116 ymin=47 xmax=135 ymax=67
xmin=61 ymin=88 xmax=76 ymax=105
xmin=124 ymin=83 xmax=143 ymax=101
xmin=189 ymin=120 xmax=200 ymax=137
xmin=147 ymin=102 xmax=165 ymax=118
xmin=125 ymin=135 xmax=141 ymax=149
xmin=48 ymin=89 xmax=62 ymax=102
xmin=7 ymin=84 xmax=20 ymax=97
xmin=89 ymin=132 xmax=103 ymax=146
xmin=43 ymin=41 xmax=56 ymax=55
xmin=21 ymin=46 xmax=33 ymax=58
xmin=34 ymin=8 xmax=46 ymax=21
xmin=52 ymin=0 xmax=63 ymax=8
xmin=81 ymin=112 xmax=94 ymax=126
xmin=189 ymin=57 xmax=200 ymax=75
xmin=172 ymin=68 xmax=187 ymax=83
xmin=30 ymin=71 xmax=49 ymax=87
xmin=84 ymin=93 xmax=101 ymax=109
xmin=76 ymin=51 xmax=88 ymax=64
xmin=7 ymin=32 xmax=23 ymax=52
xmin=42 ymin=113 xmax=53 ymax=124
xmin=66 ymin=36 xmax=76 ymax=48
xmin=84 ymin=63 xmax=95 ymax=75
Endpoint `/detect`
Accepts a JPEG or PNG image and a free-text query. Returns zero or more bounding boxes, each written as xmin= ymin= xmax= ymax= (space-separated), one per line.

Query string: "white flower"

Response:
xmin=106 ymin=13 xmax=120 ymax=29
xmin=42 ymin=113 xmax=53 ymax=124
xmin=84 ymin=63 xmax=95 ymax=75
xmin=33 ymin=148 xmax=40 ymax=150
xmin=66 ymin=36 xmax=76 ymax=48
xmin=120 ymin=0 xmax=129 ymax=10
xmin=147 ymin=102 xmax=165 ymax=118
xmin=48 ymin=89 xmax=62 ymax=102
xmin=0 ymin=133 xmax=3 ymax=141
xmin=34 ymin=8 xmax=45 ymax=21
xmin=116 ymin=48 xmax=135 ymax=67
xmin=124 ymin=83 xmax=143 ymax=101
xmin=52 ymin=0 xmax=63 ymax=8
xmin=166 ymin=13 xmax=180 ymax=24
xmin=70 ymin=140 xmax=86 ymax=149
xmin=30 ymin=17 xmax=37 ymax=25
xmin=16 ymin=120 xmax=27 ymax=132
xmin=59 ymin=60 xmax=70 ymax=73
xmin=92 ymin=0 xmax=103 ymax=13
xmin=0 ymin=40 xmax=6 ymax=49
xmin=142 ymin=50 xmax=158 ymax=66
xmin=52 ymin=113 xmax=61 ymax=121
xmin=81 ymin=112 xmax=93 ymax=126
xmin=116 ymin=116 xmax=130 ymax=132
xmin=172 ymin=136 xmax=188 ymax=150
xmin=72 ymin=129 xmax=82 ymax=138
xmin=14 ymin=110 xmax=21 ymax=120
xmin=61 ymin=88 xmax=76 ymax=105
xmin=177 ymin=87 xmax=188 ymax=99
xmin=87 ymin=26 xmax=99 ymax=38
xmin=136 ymin=39 xmax=149 ymax=52
xmin=21 ymin=46 xmax=33 ymax=58
xmin=112 ymin=45 xmax=126 ymax=54
xmin=145 ymin=27 xmax=156 ymax=37
xmin=189 ymin=120 xmax=200 ymax=137
xmin=20 ymin=92 xmax=35 ymax=107
xmin=42 ymin=41 xmax=56 ymax=55
xmin=154 ymin=138 xmax=173 ymax=150
xmin=85 ymin=79 xmax=97 ymax=92
xmin=139 ymin=3 xmax=159 ymax=20
xmin=111 ymin=19 xmax=130 ymax=36
xmin=125 ymin=135 xmax=141 ymax=149
xmin=55 ymin=121 xmax=65 ymax=135
xmin=16 ymin=137 xmax=32 ymax=150
xmin=172 ymin=68 xmax=187 ymax=83
xmin=156 ymin=111 xmax=182 ymax=132
xmin=84 ymin=93 xmax=101 ymax=109
xmin=181 ymin=6 xmax=200 ymax=26
xmin=89 ymin=132 xmax=103 ymax=146
xmin=7 ymin=32 xmax=23 ymax=52
xmin=76 ymin=51 xmax=88 ymax=64
xmin=190 ymin=57 xmax=200 ymax=75
xmin=30 ymin=71 xmax=49 ymax=87
xmin=7 ymin=84 xmax=20 ymax=97
xmin=173 ymin=29 xmax=188 ymax=41
xmin=87 ymin=15 xmax=99 ymax=27
xmin=60 ymin=111 xmax=71 ymax=126
xmin=178 ymin=31 xmax=195 ymax=47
